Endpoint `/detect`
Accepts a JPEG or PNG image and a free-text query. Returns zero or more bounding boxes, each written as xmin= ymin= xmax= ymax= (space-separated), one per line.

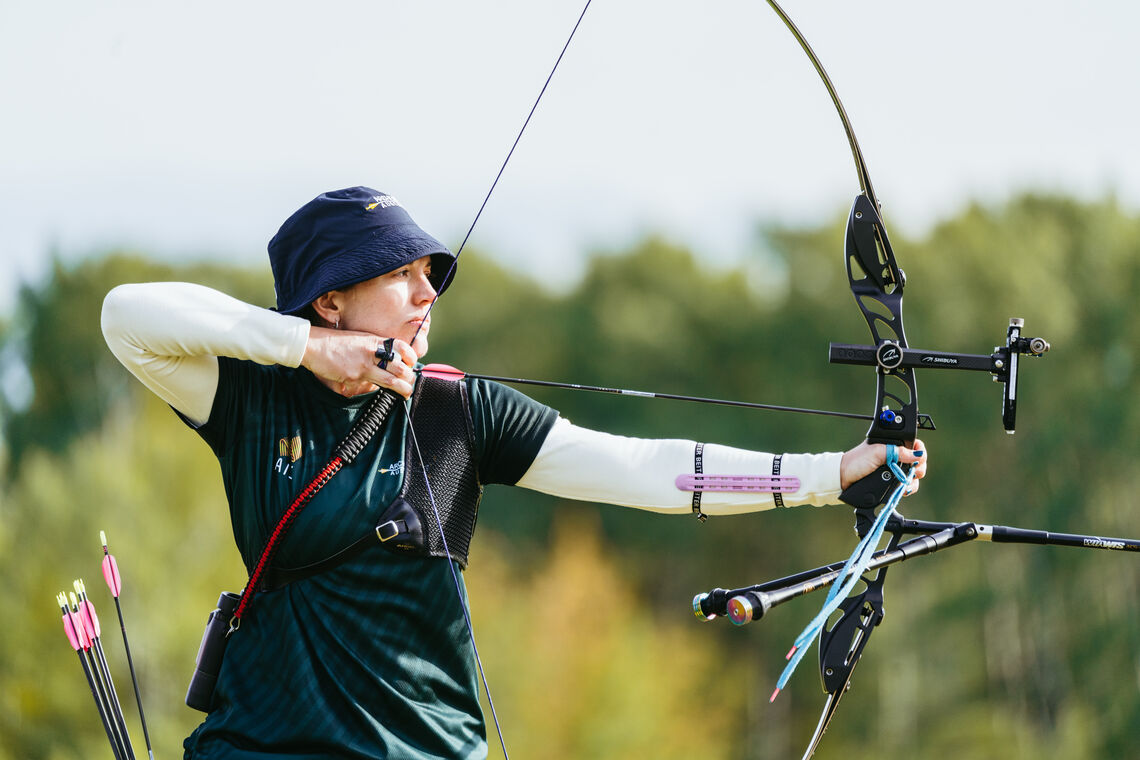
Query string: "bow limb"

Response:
xmin=765 ymin=0 xmax=917 ymax=510
xmin=764 ymin=0 xmax=880 ymax=209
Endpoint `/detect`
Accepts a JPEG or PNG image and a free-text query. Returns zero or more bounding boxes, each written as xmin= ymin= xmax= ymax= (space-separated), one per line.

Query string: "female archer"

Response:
xmin=101 ymin=186 xmax=927 ymax=759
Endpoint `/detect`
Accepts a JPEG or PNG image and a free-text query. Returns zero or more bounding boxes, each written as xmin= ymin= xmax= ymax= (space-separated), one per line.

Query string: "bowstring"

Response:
xmin=407 ymin=0 xmax=595 ymax=355
xmin=401 ymin=3 xmax=595 ymax=756
xmin=403 ymin=402 xmax=510 ymax=755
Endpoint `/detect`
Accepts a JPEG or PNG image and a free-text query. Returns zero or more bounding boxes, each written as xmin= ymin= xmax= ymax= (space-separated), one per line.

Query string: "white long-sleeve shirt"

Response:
xmin=101 ymin=282 xmax=843 ymax=514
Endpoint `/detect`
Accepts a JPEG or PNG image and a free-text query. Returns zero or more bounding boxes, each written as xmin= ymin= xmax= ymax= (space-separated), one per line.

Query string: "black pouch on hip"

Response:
xmin=185 ymin=591 xmax=240 ymax=712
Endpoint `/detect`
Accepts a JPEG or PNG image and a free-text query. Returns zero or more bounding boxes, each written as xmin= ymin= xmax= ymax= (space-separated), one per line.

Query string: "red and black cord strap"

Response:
xmin=230 ymin=389 xmax=400 ymax=630
xmin=231 ymin=457 xmax=344 ymax=625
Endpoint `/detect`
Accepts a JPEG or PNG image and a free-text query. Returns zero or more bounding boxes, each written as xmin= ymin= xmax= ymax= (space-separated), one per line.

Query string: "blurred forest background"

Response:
xmin=3 ymin=192 xmax=1140 ymax=759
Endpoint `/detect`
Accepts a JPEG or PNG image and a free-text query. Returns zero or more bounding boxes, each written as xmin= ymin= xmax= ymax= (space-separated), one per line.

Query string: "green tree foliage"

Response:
xmin=3 ymin=193 xmax=1140 ymax=758
xmin=468 ymin=515 xmax=745 ymax=760
xmin=0 ymin=253 xmax=275 ymax=476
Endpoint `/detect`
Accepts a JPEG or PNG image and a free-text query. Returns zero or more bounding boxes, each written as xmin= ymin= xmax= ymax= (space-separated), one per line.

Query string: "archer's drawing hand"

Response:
xmin=839 ymin=439 xmax=928 ymax=495
xmin=301 ymin=327 xmax=419 ymax=399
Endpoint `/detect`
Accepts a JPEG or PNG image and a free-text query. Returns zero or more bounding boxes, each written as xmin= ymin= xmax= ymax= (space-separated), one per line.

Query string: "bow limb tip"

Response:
xmin=770 ymin=687 xmax=782 ymax=703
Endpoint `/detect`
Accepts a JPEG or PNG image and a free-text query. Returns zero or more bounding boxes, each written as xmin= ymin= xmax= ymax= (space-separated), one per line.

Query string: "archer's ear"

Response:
xmin=310 ymin=291 xmax=345 ymax=328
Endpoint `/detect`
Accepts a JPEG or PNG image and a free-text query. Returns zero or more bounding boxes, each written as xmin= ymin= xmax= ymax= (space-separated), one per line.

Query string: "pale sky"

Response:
xmin=3 ymin=0 xmax=1138 ymax=311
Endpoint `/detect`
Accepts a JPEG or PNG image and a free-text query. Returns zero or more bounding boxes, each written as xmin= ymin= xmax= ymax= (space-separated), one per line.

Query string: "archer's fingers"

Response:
xmin=370 ymin=364 xmax=415 ymax=399
xmin=370 ymin=339 xmax=416 ymax=382
xmin=369 ymin=369 xmax=415 ymax=399
xmin=348 ymin=345 xmax=407 ymax=399
xmin=898 ymin=439 xmax=928 ymax=480
xmin=389 ymin=338 xmax=419 ymax=368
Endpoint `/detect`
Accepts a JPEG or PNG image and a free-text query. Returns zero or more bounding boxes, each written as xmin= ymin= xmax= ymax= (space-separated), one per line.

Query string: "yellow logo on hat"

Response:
xmin=365 ymin=194 xmax=401 ymax=211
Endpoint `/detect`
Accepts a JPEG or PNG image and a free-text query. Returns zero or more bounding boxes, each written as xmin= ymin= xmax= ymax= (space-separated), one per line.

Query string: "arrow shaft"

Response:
xmin=113 ymin=596 xmax=153 ymax=758
xmin=88 ymin=633 xmax=134 ymax=758
xmin=423 ymin=368 xmax=875 ymax=422
xmin=78 ymin=649 xmax=124 ymax=760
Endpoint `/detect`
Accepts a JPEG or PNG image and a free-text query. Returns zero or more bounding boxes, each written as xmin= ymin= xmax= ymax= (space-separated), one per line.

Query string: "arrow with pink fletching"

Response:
xmin=75 ymin=579 xmax=135 ymax=758
xmin=60 ymin=590 xmax=130 ymax=759
xmin=57 ymin=535 xmax=153 ymax=758
xmin=101 ymin=531 xmax=153 ymax=760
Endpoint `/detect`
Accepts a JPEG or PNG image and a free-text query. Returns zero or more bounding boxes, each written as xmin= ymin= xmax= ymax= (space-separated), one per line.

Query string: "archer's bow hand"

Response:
xmin=839 ymin=439 xmax=927 ymax=496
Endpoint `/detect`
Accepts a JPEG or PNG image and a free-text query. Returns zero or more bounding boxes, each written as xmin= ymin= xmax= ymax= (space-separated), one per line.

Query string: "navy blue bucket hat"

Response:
xmin=268 ymin=187 xmax=456 ymax=315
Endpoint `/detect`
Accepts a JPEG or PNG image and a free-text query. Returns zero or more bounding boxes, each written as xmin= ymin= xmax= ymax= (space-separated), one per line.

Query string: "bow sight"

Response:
xmin=829 ymin=316 xmax=1050 ymax=435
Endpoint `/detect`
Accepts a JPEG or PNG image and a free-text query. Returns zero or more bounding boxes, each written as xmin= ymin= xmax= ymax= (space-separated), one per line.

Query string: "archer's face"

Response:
xmin=337 ymin=255 xmax=437 ymax=358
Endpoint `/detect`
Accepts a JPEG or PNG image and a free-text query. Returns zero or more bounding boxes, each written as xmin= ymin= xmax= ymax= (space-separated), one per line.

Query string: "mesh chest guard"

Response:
xmin=400 ymin=375 xmax=483 ymax=567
